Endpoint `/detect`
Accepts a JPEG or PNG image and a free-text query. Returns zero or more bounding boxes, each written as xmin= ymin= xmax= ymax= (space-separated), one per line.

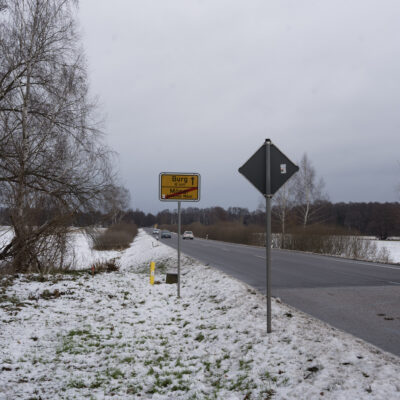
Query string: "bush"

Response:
xmin=92 ymin=223 xmax=138 ymax=251
xmin=281 ymin=225 xmax=392 ymax=263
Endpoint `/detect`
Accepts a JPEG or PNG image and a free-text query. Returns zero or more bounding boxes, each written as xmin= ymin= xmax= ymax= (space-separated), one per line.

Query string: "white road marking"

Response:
xmin=321 ymin=258 xmax=400 ymax=271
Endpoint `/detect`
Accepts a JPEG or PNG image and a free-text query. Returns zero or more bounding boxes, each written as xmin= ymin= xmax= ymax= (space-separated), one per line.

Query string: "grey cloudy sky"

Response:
xmin=78 ymin=0 xmax=400 ymax=213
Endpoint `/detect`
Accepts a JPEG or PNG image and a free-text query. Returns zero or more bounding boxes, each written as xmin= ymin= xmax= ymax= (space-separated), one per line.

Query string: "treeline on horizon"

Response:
xmin=3 ymin=201 xmax=398 ymax=239
xmin=151 ymin=202 xmax=400 ymax=239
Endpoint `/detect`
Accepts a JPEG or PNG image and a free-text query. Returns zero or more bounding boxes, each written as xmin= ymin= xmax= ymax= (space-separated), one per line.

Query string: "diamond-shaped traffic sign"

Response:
xmin=238 ymin=139 xmax=299 ymax=334
xmin=239 ymin=140 xmax=299 ymax=196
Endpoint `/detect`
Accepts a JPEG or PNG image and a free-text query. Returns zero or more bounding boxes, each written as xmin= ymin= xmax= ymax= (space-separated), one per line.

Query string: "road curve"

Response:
xmin=147 ymin=229 xmax=400 ymax=356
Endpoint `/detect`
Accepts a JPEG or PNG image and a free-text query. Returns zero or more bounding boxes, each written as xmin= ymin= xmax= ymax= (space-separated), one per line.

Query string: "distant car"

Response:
xmin=161 ymin=230 xmax=171 ymax=238
xmin=153 ymin=228 xmax=160 ymax=235
xmin=182 ymin=231 xmax=194 ymax=240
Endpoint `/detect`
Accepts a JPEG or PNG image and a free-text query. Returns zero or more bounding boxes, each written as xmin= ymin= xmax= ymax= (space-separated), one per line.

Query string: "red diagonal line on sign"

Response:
xmin=165 ymin=187 xmax=197 ymax=199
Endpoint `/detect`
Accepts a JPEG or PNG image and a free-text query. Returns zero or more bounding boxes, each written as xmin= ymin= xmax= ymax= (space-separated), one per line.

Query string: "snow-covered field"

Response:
xmin=1 ymin=230 xmax=400 ymax=399
xmin=376 ymin=240 xmax=400 ymax=263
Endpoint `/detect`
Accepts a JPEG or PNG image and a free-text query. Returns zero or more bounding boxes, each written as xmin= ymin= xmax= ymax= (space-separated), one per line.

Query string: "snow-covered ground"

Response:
xmin=0 ymin=227 xmax=121 ymax=270
xmin=0 ymin=230 xmax=399 ymax=399
xmin=376 ymin=240 xmax=400 ymax=263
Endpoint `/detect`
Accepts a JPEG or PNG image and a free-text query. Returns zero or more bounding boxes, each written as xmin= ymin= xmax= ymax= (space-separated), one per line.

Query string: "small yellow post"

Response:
xmin=150 ymin=261 xmax=155 ymax=285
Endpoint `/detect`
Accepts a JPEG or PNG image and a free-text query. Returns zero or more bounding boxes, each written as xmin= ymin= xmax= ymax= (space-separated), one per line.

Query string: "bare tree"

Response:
xmin=397 ymin=161 xmax=400 ymax=200
xmin=102 ymin=185 xmax=131 ymax=225
xmin=272 ymin=179 xmax=296 ymax=247
xmin=0 ymin=0 xmax=117 ymax=272
xmin=293 ymin=153 xmax=328 ymax=226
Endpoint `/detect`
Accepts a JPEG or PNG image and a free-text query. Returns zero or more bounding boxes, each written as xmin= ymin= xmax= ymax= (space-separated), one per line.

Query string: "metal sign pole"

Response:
xmin=265 ymin=139 xmax=272 ymax=333
xmin=177 ymin=200 xmax=181 ymax=298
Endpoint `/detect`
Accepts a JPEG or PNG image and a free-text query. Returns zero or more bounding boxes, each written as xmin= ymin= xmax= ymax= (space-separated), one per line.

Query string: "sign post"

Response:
xmin=265 ymin=140 xmax=272 ymax=333
xmin=159 ymin=172 xmax=200 ymax=298
xmin=177 ymin=200 xmax=181 ymax=297
xmin=239 ymin=139 xmax=298 ymax=333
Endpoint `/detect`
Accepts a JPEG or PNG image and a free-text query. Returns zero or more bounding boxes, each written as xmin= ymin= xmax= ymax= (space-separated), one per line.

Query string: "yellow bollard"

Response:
xmin=150 ymin=261 xmax=155 ymax=285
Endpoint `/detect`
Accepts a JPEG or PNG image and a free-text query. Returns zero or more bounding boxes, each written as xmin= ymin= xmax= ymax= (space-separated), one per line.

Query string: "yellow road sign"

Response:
xmin=159 ymin=172 xmax=200 ymax=202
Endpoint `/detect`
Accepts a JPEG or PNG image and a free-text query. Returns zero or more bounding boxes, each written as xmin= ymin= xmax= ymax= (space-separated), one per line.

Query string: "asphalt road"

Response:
xmin=147 ymin=229 xmax=400 ymax=356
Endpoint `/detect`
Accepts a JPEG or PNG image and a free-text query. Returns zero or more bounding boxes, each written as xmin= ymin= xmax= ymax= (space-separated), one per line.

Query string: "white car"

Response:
xmin=153 ymin=228 xmax=160 ymax=235
xmin=182 ymin=231 xmax=194 ymax=240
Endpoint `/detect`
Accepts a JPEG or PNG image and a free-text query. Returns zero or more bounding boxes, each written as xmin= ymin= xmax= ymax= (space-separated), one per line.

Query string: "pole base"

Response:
xmin=166 ymin=272 xmax=178 ymax=284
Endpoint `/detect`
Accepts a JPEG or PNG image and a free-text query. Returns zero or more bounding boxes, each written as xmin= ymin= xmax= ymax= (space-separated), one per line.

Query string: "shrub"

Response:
xmin=282 ymin=225 xmax=392 ymax=263
xmin=92 ymin=223 xmax=138 ymax=251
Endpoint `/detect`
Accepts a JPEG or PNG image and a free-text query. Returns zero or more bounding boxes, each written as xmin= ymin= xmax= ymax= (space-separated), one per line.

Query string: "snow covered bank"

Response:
xmin=0 ymin=230 xmax=399 ymax=399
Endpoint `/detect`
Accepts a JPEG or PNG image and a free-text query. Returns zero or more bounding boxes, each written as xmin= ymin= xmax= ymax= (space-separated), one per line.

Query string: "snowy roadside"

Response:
xmin=0 ymin=230 xmax=399 ymax=400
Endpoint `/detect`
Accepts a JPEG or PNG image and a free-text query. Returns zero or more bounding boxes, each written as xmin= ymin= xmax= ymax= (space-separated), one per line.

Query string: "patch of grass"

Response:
xmin=284 ymin=312 xmax=293 ymax=318
xmin=68 ymin=379 xmax=87 ymax=389
xmin=156 ymin=377 xmax=173 ymax=388
xmin=56 ymin=327 xmax=103 ymax=355
xmin=91 ymin=259 xmax=120 ymax=274
xmin=239 ymin=359 xmax=252 ymax=371
xmin=262 ymin=388 xmax=276 ymax=399
xmin=228 ymin=374 xmax=256 ymax=392
xmin=0 ymin=275 xmax=16 ymax=289
xmin=121 ymin=356 xmax=134 ymax=363
xmin=203 ymin=361 xmax=211 ymax=372
xmin=40 ymin=289 xmax=62 ymax=300
xmin=106 ymin=368 xmax=124 ymax=379
xmin=0 ymin=293 xmax=21 ymax=305
xmin=67 ymin=328 xmax=92 ymax=337
xmin=195 ymin=333 xmax=205 ymax=342
xmin=280 ymin=377 xmax=289 ymax=386
xmin=90 ymin=376 xmax=105 ymax=389
xmin=127 ymin=384 xmax=142 ymax=394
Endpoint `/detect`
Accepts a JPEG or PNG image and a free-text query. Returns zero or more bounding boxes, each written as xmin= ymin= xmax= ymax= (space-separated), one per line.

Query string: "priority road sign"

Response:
xmin=159 ymin=172 xmax=200 ymax=202
xmin=238 ymin=141 xmax=299 ymax=196
xmin=238 ymin=139 xmax=299 ymax=334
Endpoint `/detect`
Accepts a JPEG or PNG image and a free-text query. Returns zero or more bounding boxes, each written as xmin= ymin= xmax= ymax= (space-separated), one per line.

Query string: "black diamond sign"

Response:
xmin=239 ymin=140 xmax=299 ymax=196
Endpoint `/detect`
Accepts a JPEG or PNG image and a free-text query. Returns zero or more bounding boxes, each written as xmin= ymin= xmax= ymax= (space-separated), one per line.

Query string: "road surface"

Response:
xmin=148 ymin=229 xmax=400 ymax=356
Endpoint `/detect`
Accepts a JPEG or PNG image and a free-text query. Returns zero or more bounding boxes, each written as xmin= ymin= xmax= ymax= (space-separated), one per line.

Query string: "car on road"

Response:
xmin=160 ymin=230 xmax=172 ymax=238
xmin=182 ymin=231 xmax=194 ymax=240
xmin=152 ymin=228 xmax=160 ymax=235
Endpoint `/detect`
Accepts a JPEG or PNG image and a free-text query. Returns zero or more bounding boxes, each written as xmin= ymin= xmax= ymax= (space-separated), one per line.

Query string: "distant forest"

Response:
xmin=144 ymin=202 xmax=400 ymax=239
xmin=1 ymin=202 xmax=398 ymax=239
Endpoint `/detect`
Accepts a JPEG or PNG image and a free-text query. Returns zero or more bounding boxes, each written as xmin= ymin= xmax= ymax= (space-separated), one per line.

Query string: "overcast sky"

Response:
xmin=78 ymin=0 xmax=400 ymax=213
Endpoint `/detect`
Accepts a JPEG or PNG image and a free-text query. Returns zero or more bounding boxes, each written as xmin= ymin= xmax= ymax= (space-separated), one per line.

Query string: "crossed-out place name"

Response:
xmin=168 ymin=187 xmax=196 ymax=194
